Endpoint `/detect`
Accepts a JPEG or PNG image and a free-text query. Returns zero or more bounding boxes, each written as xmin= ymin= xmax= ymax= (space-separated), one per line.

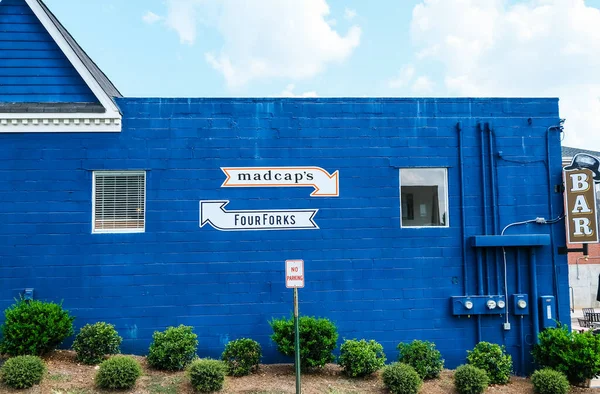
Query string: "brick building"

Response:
xmin=0 ymin=0 xmax=571 ymax=375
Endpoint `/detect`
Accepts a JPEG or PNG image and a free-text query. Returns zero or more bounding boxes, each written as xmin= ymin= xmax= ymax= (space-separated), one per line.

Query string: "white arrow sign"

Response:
xmin=199 ymin=201 xmax=319 ymax=231
xmin=221 ymin=167 xmax=339 ymax=197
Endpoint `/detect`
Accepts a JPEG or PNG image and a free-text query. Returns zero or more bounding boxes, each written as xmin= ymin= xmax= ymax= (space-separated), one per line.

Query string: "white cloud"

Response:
xmin=412 ymin=76 xmax=435 ymax=94
xmin=407 ymin=0 xmax=600 ymax=150
xmin=142 ymin=11 xmax=162 ymax=24
xmin=280 ymin=84 xmax=318 ymax=97
xmin=344 ymin=8 xmax=357 ymax=20
xmin=388 ymin=65 xmax=416 ymax=89
xmin=163 ymin=0 xmax=361 ymax=88
xmin=164 ymin=0 xmax=201 ymax=45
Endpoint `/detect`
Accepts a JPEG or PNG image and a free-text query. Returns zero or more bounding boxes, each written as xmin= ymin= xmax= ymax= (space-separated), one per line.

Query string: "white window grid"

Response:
xmin=92 ymin=171 xmax=146 ymax=234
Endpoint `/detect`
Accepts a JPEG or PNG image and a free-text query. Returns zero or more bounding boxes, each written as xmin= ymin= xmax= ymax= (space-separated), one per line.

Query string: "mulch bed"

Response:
xmin=0 ymin=350 xmax=600 ymax=393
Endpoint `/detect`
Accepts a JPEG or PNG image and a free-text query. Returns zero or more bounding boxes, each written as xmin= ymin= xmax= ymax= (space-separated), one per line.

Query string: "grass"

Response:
xmin=48 ymin=372 xmax=72 ymax=382
xmin=243 ymin=391 xmax=358 ymax=394
xmin=147 ymin=375 xmax=184 ymax=394
xmin=246 ymin=392 xmax=287 ymax=394
xmin=327 ymin=388 xmax=362 ymax=394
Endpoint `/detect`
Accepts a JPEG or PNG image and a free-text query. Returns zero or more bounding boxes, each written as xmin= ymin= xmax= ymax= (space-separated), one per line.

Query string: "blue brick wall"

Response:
xmin=0 ymin=0 xmax=97 ymax=102
xmin=0 ymin=98 xmax=567 ymax=374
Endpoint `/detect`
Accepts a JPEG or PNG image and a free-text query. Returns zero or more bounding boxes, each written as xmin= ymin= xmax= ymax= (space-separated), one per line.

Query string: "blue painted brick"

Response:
xmin=0 ymin=97 xmax=567 ymax=376
xmin=0 ymin=0 xmax=97 ymax=103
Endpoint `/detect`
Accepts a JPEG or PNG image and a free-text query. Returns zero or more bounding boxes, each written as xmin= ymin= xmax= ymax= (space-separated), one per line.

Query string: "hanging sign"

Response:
xmin=221 ymin=167 xmax=339 ymax=197
xmin=564 ymin=158 xmax=599 ymax=244
xmin=199 ymin=200 xmax=318 ymax=231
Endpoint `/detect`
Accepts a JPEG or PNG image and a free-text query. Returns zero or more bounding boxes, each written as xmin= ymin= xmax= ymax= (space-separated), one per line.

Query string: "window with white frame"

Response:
xmin=93 ymin=171 xmax=146 ymax=233
xmin=400 ymin=168 xmax=448 ymax=227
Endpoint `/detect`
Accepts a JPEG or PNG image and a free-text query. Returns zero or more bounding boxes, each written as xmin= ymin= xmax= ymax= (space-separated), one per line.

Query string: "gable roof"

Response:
xmin=35 ymin=0 xmax=122 ymax=99
xmin=0 ymin=0 xmax=122 ymax=132
xmin=562 ymin=146 xmax=600 ymax=160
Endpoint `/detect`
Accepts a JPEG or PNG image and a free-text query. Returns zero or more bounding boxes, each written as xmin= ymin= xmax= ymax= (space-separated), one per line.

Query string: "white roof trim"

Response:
xmin=0 ymin=0 xmax=122 ymax=133
xmin=0 ymin=114 xmax=121 ymax=132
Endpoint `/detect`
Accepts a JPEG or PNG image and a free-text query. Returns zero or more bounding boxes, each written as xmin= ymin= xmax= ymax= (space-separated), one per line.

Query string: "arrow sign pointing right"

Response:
xmin=199 ymin=200 xmax=319 ymax=231
xmin=221 ymin=167 xmax=339 ymax=197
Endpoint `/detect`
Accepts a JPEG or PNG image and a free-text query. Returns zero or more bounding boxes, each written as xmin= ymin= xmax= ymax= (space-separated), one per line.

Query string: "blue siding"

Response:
xmin=0 ymin=0 xmax=97 ymax=103
xmin=0 ymin=98 xmax=568 ymax=375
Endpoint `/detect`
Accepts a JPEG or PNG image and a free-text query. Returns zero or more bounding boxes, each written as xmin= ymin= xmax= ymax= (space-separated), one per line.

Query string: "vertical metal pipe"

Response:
xmin=457 ymin=122 xmax=468 ymax=295
xmin=477 ymin=249 xmax=484 ymax=342
xmin=516 ymin=248 xmax=522 ymax=292
xmin=530 ymin=248 xmax=540 ymax=343
xmin=485 ymin=251 xmax=491 ymax=295
xmin=488 ymin=123 xmax=501 ymax=295
xmin=477 ymin=250 xmax=485 ymax=295
xmin=480 ymin=123 xmax=489 ymax=295
xmin=477 ymin=316 xmax=483 ymax=344
xmin=516 ymin=248 xmax=525 ymax=374
xmin=487 ymin=123 xmax=497 ymax=234
xmin=480 ymin=123 xmax=488 ymax=236
xmin=519 ymin=316 xmax=525 ymax=374
xmin=545 ymin=127 xmax=561 ymax=320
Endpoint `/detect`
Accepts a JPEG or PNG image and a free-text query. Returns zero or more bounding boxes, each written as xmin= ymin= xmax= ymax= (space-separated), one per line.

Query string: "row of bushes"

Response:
xmin=379 ymin=341 xmax=512 ymax=394
xmin=0 ymin=354 xmax=229 ymax=392
xmin=0 ymin=299 xmax=497 ymax=393
xmin=271 ymin=315 xmax=444 ymax=377
xmin=381 ymin=346 xmax=571 ymax=394
xmin=0 ymin=300 xmax=255 ymax=370
xmin=0 ymin=354 xmax=572 ymax=394
xmin=0 ymin=299 xmax=597 ymax=393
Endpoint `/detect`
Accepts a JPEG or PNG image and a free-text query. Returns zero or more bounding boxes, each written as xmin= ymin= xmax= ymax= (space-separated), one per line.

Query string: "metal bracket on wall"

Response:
xmin=557 ymin=244 xmax=588 ymax=255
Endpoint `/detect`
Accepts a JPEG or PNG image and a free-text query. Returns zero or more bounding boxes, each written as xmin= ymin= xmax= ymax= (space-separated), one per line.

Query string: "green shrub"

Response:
xmin=397 ymin=339 xmax=444 ymax=380
xmin=95 ymin=355 xmax=142 ymax=390
xmin=0 ymin=299 xmax=74 ymax=356
xmin=531 ymin=368 xmax=570 ymax=394
xmin=221 ymin=338 xmax=261 ymax=377
xmin=269 ymin=315 xmax=338 ymax=370
xmin=454 ymin=364 xmax=489 ymax=394
xmin=72 ymin=322 xmax=122 ymax=365
xmin=532 ymin=324 xmax=600 ymax=386
xmin=0 ymin=355 xmax=46 ymax=389
xmin=466 ymin=341 xmax=512 ymax=384
xmin=147 ymin=325 xmax=198 ymax=371
xmin=381 ymin=362 xmax=422 ymax=394
xmin=188 ymin=359 xmax=227 ymax=392
xmin=338 ymin=339 xmax=386 ymax=377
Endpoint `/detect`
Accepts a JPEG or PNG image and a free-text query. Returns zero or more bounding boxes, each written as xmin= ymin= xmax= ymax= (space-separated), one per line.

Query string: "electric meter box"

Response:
xmin=513 ymin=294 xmax=529 ymax=315
xmin=539 ymin=296 xmax=557 ymax=329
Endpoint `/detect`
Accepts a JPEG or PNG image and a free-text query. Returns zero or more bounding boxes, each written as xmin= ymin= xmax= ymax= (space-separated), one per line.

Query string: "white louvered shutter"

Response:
xmin=93 ymin=171 xmax=146 ymax=232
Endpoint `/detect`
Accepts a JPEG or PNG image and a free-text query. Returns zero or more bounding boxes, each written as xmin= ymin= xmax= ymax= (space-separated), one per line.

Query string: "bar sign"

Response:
xmin=564 ymin=168 xmax=599 ymax=244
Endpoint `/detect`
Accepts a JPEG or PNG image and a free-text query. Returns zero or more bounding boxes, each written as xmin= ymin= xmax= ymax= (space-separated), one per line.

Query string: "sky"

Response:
xmin=43 ymin=0 xmax=600 ymax=150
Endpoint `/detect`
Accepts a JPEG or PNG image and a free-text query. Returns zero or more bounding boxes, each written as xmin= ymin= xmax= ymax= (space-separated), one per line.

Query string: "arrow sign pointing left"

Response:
xmin=199 ymin=200 xmax=319 ymax=231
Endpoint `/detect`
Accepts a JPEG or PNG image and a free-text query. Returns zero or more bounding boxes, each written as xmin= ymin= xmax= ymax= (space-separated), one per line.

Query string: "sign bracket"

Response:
xmin=557 ymin=244 xmax=589 ymax=255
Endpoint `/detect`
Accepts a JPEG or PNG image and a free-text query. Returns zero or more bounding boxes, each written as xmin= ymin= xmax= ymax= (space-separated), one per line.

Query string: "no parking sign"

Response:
xmin=285 ymin=259 xmax=304 ymax=288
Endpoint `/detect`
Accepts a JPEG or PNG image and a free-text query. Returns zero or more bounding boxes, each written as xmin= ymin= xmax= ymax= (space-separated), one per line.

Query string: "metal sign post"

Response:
xmin=286 ymin=259 xmax=304 ymax=394
xmin=293 ymin=287 xmax=301 ymax=394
